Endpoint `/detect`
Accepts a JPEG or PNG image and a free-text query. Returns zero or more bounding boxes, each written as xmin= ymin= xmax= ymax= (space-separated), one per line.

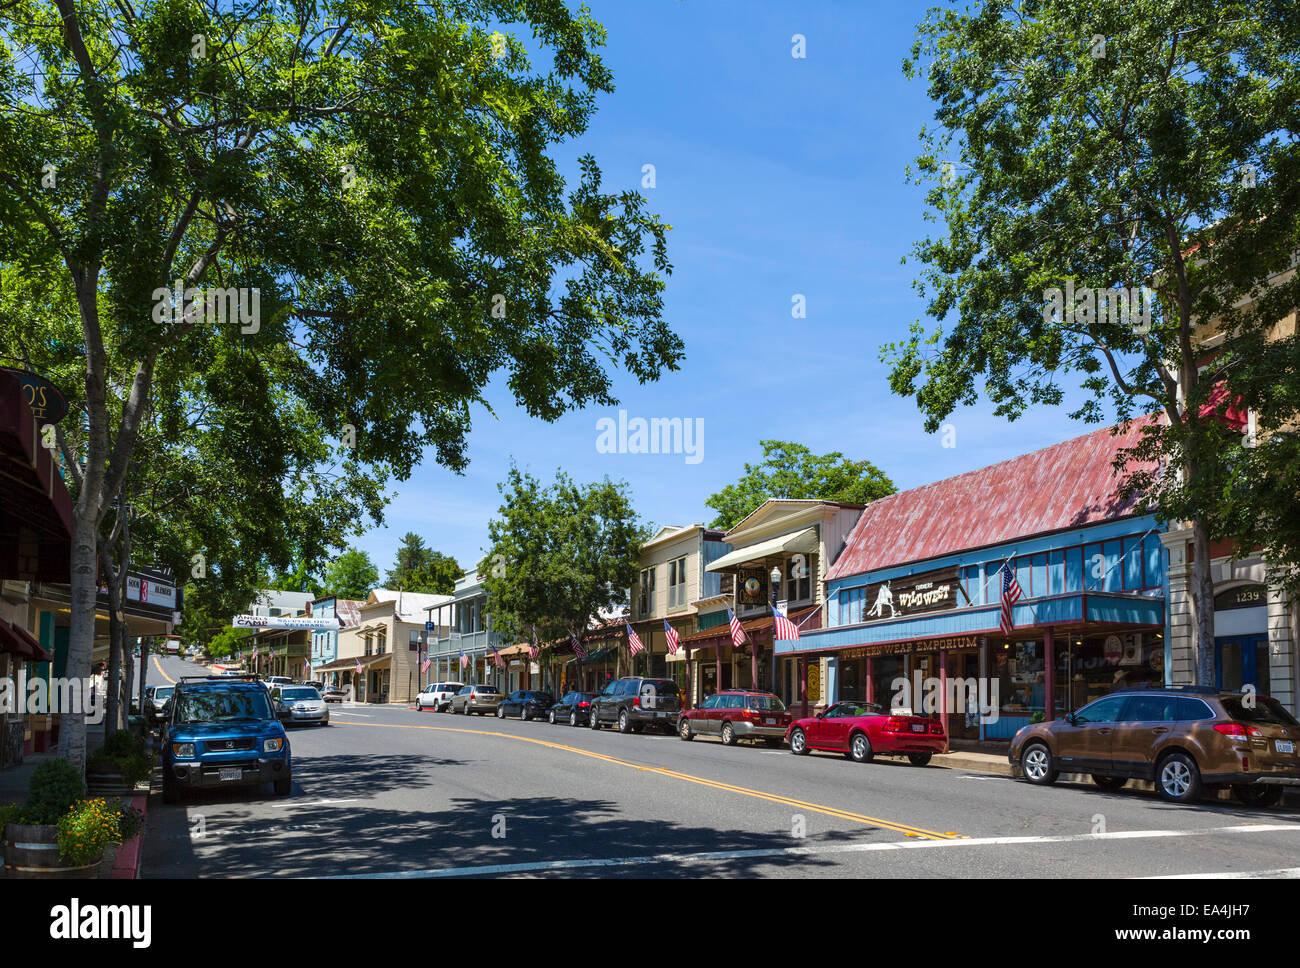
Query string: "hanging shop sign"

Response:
xmin=857 ymin=566 xmax=962 ymax=620
xmin=1 ymin=368 xmax=69 ymax=424
xmin=232 ymin=614 xmax=341 ymax=631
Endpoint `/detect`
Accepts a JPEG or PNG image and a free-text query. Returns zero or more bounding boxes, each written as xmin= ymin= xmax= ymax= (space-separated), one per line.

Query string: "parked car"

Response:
xmin=415 ymin=681 xmax=464 ymax=712
xmin=549 ymin=691 xmax=598 ymax=726
xmin=1009 ymin=686 xmax=1300 ymax=805
xmin=786 ymin=700 xmax=947 ymax=764
xmin=679 ymin=690 xmax=791 ymax=746
xmin=262 ymin=676 xmax=294 ymax=692
xmin=161 ymin=675 xmax=292 ymax=803
xmin=497 ymin=690 xmax=554 ymax=721
xmin=450 ymin=683 xmax=502 ymax=715
xmin=143 ymin=684 xmax=175 ymax=727
xmin=589 ymin=677 xmax=683 ymax=734
xmin=322 ymin=684 xmax=347 ymax=703
xmin=272 ymin=685 xmax=330 ymax=726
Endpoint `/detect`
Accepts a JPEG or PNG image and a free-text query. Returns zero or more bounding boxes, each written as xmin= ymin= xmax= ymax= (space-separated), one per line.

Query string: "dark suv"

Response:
xmin=1009 ymin=685 xmax=1300 ymax=805
xmin=589 ymin=677 xmax=683 ymax=734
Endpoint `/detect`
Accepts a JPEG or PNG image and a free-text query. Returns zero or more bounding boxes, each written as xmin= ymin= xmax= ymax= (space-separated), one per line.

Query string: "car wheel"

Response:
xmin=1157 ymin=752 xmax=1202 ymax=803
xmin=416 ymin=698 xmax=423 ymax=711
xmin=1021 ymin=742 xmax=1058 ymax=785
xmin=679 ymin=717 xmax=694 ymax=741
xmin=720 ymin=722 xmax=737 ymax=746
xmin=496 ymin=706 xmax=505 ymax=719
xmin=1233 ymin=784 xmax=1284 ymax=807
xmin=849 ymin=731 xmax=874 ymax=763
xmin=274 ymin=778 xmax=292 ymax=797
xmin=907 ymin=753 xmax=932 ymax=767
xmin=789 ymin=728 xmax=809 ymax=755
xmin=589 ymin=707 xmax=601 ymax=729
xmin=521 ymin=706 xmax=531 ymax=722
xmin=618 ymin=710 xmax=631 ymax=734
xmin=548 ymin=709 xmax=556 ymax=725
xmin=568 ymin=710 xmax=578 ymax=727
xmin=1092 ymin=774 xmax=1127 ymax=791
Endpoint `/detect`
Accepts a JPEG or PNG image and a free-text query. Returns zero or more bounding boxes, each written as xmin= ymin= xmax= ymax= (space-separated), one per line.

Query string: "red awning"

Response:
xmin=1198 ymin=381 xmax=1250 ymax=432
xmin=0 ymin=369 xmax=74 ymax=582
xmin=0 ymin=621 xmax=53 ymax=662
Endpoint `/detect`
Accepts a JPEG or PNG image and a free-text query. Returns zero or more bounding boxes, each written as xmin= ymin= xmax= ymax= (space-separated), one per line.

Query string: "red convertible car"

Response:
xmin=786 ymin=700 xmax=947 ymax=765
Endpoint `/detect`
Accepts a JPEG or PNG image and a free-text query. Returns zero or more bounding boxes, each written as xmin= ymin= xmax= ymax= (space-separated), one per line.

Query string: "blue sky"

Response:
xmin=354 ymin=0 xmax=1104 ymax=579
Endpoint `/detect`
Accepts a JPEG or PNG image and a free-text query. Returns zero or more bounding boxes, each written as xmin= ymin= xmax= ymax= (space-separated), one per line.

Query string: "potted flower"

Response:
xmin=1 ymin=758 xmax=89 ymax=876
xmin=55 ymin=798 xmax=123 ymax=874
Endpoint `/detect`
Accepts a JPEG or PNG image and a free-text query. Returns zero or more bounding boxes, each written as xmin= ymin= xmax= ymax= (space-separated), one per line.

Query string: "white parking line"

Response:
xmin=316 ymin=823 xmax=1300 ymax=879
xmin=330 ymin=712 xmax=372 ymax=718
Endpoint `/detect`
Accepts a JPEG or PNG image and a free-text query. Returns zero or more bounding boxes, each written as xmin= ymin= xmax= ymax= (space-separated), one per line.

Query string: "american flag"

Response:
xmin=772 ymin=604 xmax=799 ymax=642
xmin=459 ymin=649 xmax=468 ymax=668
xmin=727 ymin=607 xmax=747 ymax=647
xmin=527 ymin=640 xmax=538 ymax=660
xmin=663 ymin=619 xmax=680 ymax=655
xmin=420 ymin=656 xmax=431 ymax=674
xmin=303 ymin=661 xmax=312 ymax=679
xmin=1000 ymin=563 xmax=1023 ymax=635
xmin=491 ymin=645 xmax=505 ymax=668
xmin=354 ymin=657 xmax=363 ymax=675
xmin=570 ymin=634 xmax=587 ymax=658
xmin=625 ymin=622 xmax=644 ymax=657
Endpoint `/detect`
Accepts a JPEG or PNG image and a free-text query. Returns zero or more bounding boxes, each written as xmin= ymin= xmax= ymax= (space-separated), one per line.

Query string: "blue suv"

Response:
xmin=161 ymin=676 xmax=292 ymax=803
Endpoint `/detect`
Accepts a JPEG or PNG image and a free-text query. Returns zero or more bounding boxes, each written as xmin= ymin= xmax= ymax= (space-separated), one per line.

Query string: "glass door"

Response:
xmin=1215 ymin=635 xmax=1270 ymax=695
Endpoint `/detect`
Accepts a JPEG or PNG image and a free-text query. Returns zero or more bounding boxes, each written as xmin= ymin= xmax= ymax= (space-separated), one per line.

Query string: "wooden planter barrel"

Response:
xmin=86 ymin=767 xmax=134 ymax=797
xmin=2 ymin=823 xmax=101 ymax=878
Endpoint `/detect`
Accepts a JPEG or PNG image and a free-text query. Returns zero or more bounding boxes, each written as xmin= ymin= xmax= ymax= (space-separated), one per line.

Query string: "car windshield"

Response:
xmin=154 ymin=687 xmax=174 ymax=699
xmin=174 ymin=688 xmax=272 ymax=723
xmin=281 ymin=688 xmax=320 ymax=701
xmin=1221 ymin=696 xmax=1300 ymax=726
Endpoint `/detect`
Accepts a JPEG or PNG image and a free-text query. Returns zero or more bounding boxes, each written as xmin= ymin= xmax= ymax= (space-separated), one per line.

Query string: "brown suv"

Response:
xmin=1008 ymin=686 xmax=1300 ymax=805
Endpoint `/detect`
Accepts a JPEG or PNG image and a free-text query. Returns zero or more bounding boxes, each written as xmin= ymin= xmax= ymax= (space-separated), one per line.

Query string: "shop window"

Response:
xmin=1083 ymin=543 xmax=1104 ymax=590
xmin=1048 ymin=551 xmax=1065 ymax=595
xmin=1015 ymin=557 xmax=1032 ymax=597
xmin=1122 ymin=537 xmax=1143 ymax=589
xmin=839 ymin=587 xmax=865 ymax=625
xmin=1102 ymin=540 xmax=1122 ymax=591
xmin=786 ymin=555 xmax=813 ymax=603
xmin=1143 ymin=534 xmax=1164 ymax=588
xmin=962 ymin=565 xmax=982 ymax=605
xmin=638 ymin=567 xmax=656 ymax=616
xmin=667 ymin=557 xmax=687 ymax=609
xmin=1064 ymin=547 xmax=1083 ymax=592
xmin=1031 ymin=553 xmax=1047 ymax=597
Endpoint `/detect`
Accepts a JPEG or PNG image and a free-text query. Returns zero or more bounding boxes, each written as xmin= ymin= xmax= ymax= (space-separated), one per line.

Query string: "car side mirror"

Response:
xmin=815 ymin=711 xmax=826 ymax=719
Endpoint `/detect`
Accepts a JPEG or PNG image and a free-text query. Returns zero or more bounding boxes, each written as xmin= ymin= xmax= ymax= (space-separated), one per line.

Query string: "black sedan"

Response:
xmin=548 ymin=691 xmax=598 ymax=727
xmin=143 ymin=684 xmax=175 ymax=727
xmin=496 ymin=690 xmax=554 ymax=722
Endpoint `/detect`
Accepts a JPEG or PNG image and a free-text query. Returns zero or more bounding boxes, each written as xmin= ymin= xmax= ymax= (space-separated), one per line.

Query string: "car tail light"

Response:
xmin=578 ymin=701 xmax=589 ymax=707
xmin=884 ymin=717 xmax=907 ymax=732
xmin=1214 ymin=723 xmax=1251 ymax=737
xmin=1242 ymin=756 xmax=1250 ymax=771
xmin=632 ymin=696 xmax=640 ymax=708
xmin=929 ymin=720 xmax=946 ymax=736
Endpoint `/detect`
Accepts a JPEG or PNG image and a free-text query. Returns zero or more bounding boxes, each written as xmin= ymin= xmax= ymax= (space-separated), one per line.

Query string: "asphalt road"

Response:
xmin=138 ymin=654 xmax=1300 ymax=879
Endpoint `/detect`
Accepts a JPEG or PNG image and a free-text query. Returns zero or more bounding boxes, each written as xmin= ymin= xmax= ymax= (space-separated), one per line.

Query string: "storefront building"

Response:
xmin=781 ymin=424 xmax=1169 ymax=739
xmin=680 ymin=499 xmax=864 ymax=709
xmin=426 ymin=573 xmax=504 ymax=689
xmin=308 ymin=596 xmax=362 ymax=677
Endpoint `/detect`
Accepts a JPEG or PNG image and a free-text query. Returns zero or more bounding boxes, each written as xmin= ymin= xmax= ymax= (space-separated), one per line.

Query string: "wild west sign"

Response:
xmin=859 ymin=566 xmax=963 ymax=620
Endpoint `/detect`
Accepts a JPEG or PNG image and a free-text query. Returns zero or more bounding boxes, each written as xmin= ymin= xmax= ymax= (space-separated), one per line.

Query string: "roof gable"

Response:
xmin=826 ymin=421 xmax=1158 ymax=581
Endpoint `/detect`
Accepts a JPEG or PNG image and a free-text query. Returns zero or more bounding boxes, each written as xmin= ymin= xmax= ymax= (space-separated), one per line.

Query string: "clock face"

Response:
xmin=744 ymin=577 xmax=762 ymax=596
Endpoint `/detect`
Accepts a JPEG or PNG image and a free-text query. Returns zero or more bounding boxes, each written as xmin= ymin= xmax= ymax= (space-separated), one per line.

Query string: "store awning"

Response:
xmin=315 ymin=653 xmax=390 ymax=673
xmin=0 ymin=620 xmax=52 ymax=662
xmin=497 ymin=644 xmax=533 ymax=658
xmin=705 ymin=528 xmax=818 ymax=572
xmin=0 ymin=369 xmax=74 ymax=583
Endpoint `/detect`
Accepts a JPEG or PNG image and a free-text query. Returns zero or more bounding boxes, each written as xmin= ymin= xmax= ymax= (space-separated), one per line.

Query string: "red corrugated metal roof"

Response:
xmin=826 ymin=421 xmax=1159 ymax=580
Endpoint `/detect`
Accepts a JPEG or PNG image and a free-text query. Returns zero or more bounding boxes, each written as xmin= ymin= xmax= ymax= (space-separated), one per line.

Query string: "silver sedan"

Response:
xmin=274 ymin=685 xmax=331 ymax=726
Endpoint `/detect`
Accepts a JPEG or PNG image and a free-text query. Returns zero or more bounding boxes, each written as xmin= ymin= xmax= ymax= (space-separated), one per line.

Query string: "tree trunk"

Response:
xmin=105 ymin=603 xmax=120 ymax=735
xmin=1190 ymin=516 xmax=1217 ymax=687
xmin=59 ymin=513 xmax=100 ymax=771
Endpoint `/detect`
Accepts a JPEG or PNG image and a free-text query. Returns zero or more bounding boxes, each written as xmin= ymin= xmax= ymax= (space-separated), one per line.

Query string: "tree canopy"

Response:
xmin=886 ymin=0 xmax=1300 ymax=683
xmin=322 ymin=548 xmax=379 ymax=601
xmin=705 ymin=440 xmax=896 ymax=530
xmin=385 ymin=532 xmax=461 ymax=595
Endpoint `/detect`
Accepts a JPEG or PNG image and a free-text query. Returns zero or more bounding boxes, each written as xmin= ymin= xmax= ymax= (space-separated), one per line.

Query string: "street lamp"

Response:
xmin=769 ymin=565 xmax=781 ymax=608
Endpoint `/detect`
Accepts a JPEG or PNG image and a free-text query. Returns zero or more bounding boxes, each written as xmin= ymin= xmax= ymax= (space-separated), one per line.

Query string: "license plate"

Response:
xmin=1277 ymin=740 xmax=1295 ymax=754
xmin=911 ymin=723 xmax=925 ymax=732
xmin=765 ymin=718 xmax=776 ymax=725
xmin=219 ymin=768 xmax=242 ymax=781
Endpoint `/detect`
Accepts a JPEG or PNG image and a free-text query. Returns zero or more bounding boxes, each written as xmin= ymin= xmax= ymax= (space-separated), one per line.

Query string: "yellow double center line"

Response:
xmin=334 ymin=720 xmax=963 ymax=841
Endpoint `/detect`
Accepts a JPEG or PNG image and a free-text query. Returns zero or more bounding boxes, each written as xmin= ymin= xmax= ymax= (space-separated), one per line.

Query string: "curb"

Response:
xmin=109 ymin=794 xmax=147 ymax=880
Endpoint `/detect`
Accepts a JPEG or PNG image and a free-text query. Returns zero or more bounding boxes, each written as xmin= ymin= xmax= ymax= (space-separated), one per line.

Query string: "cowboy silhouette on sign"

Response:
xmin=868 ymin=581 xmax=896 ymax=619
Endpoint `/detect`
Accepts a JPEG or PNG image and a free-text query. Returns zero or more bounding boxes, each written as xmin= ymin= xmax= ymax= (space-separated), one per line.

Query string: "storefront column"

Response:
xmin=939 ymin=650 xmax=948 ymax=727
xmin=751 ymin=639 xmax=759 ymax=692
xmin=1044 ymin=626 xmax=1056 ymax=722
xmin=684 ymin=645 xmax=693 ymax=707
xmin=978 ymin=636 xmax=989 ymax=742
xmin=865 ymin=657 xmax=874 ymax=709
xmin=715 ymin=651 xmax=721 ymax=697
xmin=798 ymin=655 xmax=808 ymax=717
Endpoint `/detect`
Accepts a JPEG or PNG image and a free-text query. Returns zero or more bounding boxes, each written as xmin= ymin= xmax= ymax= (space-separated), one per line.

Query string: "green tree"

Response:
xmin=705 ymin=441 xmax=896 ymax=530
xmin=385 ymin=533 xmax=461 ymax=594
xmin=206 ymin=626 xmax=250 ymax=661
xmin=0 ymin=0 xmax=682 ymax=766
xmin=482 ymin=465 xmax=646 ymax=667
xmin=885 ymin=1 xmax=1300 ymax=687
xmin=322 ymin=549 xmax=379 ymax=601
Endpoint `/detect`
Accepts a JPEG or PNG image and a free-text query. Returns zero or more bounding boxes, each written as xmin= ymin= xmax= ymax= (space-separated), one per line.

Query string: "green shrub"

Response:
xmin=102 ymin=729 xmax=146 ymax=760
xmin=117 ymin=802 xmax=144 ymax=841
xmin=56 ymin=798 xmax=121 ymax=865
xmin=24 ymin=758 xmax=86 ymax=824
xmin=88 ymin=731 xmax=154 ymax=787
